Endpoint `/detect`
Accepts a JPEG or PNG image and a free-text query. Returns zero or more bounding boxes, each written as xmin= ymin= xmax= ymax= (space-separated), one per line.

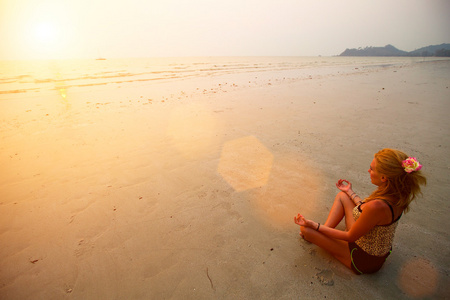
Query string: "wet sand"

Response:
xmin=0 ymin=59 xmax=449 ymax=299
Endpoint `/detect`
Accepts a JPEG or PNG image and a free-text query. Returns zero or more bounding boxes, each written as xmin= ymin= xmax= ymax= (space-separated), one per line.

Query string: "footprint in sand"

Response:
xmin=316 ymin=269 xmax=334 ymax=286
xmin=74 ymin=239 xmax=95 ymax=257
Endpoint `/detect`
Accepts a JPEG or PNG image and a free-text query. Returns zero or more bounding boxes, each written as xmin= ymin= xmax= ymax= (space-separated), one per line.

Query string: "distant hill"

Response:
xmin=408 ymin=44 xmax=450 ymax=57
xmin=339 ymin=43 xmax=450 ymax=57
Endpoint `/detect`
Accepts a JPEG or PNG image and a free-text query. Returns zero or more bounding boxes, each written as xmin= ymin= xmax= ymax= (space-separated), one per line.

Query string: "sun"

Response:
xmin=27 ymin=20 xmax=67 ymax=59
xmin=34 ymin=22 xmax=58 ymax=44
xmin=10 ymin=1 xmax=77 ymax=59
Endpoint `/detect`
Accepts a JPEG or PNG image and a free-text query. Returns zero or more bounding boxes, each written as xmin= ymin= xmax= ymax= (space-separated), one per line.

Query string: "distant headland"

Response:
xmin=339 ymin=43 xmax=450 ymax=57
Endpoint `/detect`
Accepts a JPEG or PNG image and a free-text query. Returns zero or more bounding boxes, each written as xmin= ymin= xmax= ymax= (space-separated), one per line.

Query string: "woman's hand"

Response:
xmin=336 ymin=179 xmax=352 ymax=193
xmin=294 ymin=213 xmax=307 ymax=226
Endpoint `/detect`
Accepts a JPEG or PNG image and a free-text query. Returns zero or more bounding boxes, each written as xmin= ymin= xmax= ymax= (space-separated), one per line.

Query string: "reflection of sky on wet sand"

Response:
xmin=397 ymin=257 xmax=439 ymax=298
xmin=167 ymin=103 xmax=218 ymax=160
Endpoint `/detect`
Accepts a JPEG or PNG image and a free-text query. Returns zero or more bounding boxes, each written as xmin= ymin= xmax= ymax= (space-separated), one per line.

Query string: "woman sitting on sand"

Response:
xmin=294 ymin=148 xmax=426 ymax=274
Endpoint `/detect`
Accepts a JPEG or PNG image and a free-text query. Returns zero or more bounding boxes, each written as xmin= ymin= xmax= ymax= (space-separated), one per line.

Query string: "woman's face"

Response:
xmin=368 ymin=158 xmax=386 ymax=186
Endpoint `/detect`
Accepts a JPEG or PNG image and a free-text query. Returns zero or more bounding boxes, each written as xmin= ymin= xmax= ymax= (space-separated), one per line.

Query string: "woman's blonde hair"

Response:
xmin=366 ymin=148 xmax=427 ymax=212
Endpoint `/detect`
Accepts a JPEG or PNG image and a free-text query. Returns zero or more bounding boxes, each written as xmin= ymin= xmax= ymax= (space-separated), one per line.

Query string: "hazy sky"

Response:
xmin=1 ymin=0 xmax=449 ymax=59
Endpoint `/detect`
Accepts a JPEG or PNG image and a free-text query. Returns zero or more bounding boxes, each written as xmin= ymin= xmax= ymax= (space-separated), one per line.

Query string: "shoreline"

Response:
xmin=2 ymin=56 xmax=448 ymax=98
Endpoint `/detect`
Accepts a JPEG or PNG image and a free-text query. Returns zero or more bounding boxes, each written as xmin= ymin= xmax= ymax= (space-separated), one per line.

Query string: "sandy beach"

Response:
xmin=1 ymin=58 xmax=449 ymax=299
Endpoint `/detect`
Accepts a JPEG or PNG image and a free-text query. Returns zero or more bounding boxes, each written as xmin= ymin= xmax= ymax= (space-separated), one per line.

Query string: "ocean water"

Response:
xmin=0 ymin=56 xmax=440 ymax=100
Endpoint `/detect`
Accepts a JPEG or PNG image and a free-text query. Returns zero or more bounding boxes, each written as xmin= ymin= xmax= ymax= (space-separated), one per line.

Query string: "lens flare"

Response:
xmin=59 ymin=88 xmax=67 ymax=99
xmin=54 ymin=73 xmax=70 ymax=108
xmin=218 ymin=136 xmax=273 ymax=192
xmin=397 ymin=257 xmax=439 ymax=298
xmin=249 ymin=152 xmax=323 ymax=228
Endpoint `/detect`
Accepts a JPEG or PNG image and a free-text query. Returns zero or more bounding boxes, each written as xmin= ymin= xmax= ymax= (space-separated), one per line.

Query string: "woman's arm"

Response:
xmin=295 ymin=201 xmax=385 ymax=242
xmin=336 ymin=179 xmax=363 ymax=205
xmin=351 ymin=194 xmax=363 ymax=205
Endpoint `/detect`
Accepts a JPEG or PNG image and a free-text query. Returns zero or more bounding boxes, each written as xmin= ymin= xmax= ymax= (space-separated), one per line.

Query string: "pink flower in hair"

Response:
xmin=402 ymin=157 xmax=422 ymax=173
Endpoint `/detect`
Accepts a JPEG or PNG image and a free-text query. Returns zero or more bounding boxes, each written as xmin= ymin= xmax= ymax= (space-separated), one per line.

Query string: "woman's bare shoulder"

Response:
xmin=361 ymin=199 xmax=390 ymax=212
xmin=362 ymin=199 xmax=395 ymax=224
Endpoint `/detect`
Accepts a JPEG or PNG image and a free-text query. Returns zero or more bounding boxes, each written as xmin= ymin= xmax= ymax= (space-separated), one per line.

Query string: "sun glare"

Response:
xmin=18 ymin=1 xmax=75 ymax=59
xmin=27 ymin=19 xmax=67 ymax=59
xmin=34 ymin=22 xmax=57 ymax=43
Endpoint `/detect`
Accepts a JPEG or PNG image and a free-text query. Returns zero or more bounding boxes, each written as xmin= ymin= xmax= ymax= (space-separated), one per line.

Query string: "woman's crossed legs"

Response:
xmin=299 ymin=192 xmax=356 ymax=269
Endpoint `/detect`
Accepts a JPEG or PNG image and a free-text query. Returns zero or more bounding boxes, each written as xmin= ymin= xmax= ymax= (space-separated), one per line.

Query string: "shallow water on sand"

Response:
xmin=0 ymin=56 xmax=440 ymax=99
